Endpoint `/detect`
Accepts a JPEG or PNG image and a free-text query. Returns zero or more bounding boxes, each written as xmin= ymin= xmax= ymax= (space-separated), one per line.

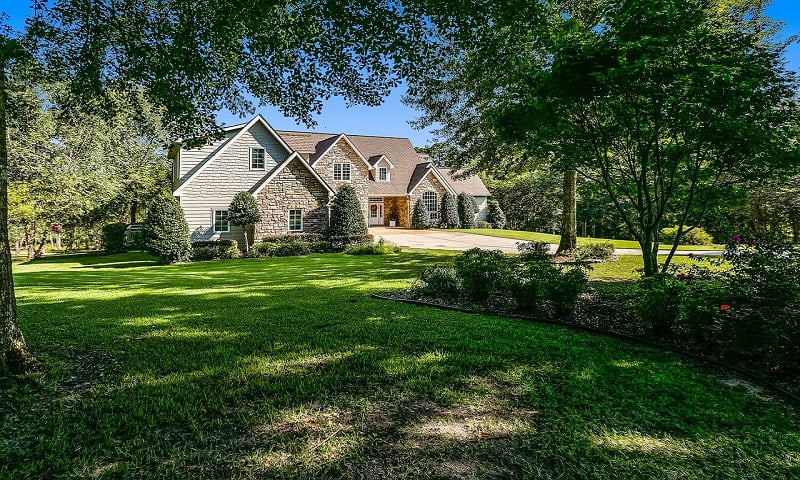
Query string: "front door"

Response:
xmin=369 ymin=200 xmax=384 ymax=226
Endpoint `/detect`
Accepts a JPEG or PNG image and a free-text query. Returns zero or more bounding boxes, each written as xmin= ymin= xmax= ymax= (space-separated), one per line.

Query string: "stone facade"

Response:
xmin=382 ymin=196 xmax=410 ymax=228
xmin=254 ymin=158 xmax=330 ymax=238
xmin=410 ymin=171 xmax=449 ymax=225
xmin=313 ymin=139 xmax=370 ymax=223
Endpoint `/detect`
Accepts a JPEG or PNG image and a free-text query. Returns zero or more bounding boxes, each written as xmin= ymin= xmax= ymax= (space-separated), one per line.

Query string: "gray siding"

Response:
xmin=180 ymin=196 xmax=246 ymax=246
xmin=178 ymin=130 xmax=238 ymax=181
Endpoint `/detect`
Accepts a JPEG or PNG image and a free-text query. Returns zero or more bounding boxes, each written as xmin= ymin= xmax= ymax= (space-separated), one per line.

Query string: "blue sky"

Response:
xmin=3 ymin=0 xmax=799 ymax=147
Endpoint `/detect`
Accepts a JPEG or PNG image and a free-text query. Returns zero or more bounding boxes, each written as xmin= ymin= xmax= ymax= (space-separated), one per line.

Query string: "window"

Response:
xmin=288 ymin=209 xmax=303 ymax=232
xmin=422 ymin=191 xmax=439 ymax=220
xmin=250 ymin=147 xmax=265 ymax=170
xmin=377 ymin=167 xmax=388 ymax=181
xmin=333 ymin=163 xmax=351 ymax=181
xmin=213 ymin=209 xmax=230 ymax=232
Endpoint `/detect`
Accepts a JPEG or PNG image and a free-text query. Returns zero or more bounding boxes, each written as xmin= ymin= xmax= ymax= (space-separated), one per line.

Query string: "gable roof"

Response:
xmin=251 ymin=152 xmax=334 ymax=196
xmin=369 ymin=154 xmax=395 ymax=169
xmin=437 ymin=168 xmax=491 ymax=196
xmin=408 ymin=163 xmax=456 ymax=195
xmin=174 ymin=115 xmax=293 ymax=195
xmin=308 ymin=133 xmax=371 ymax=169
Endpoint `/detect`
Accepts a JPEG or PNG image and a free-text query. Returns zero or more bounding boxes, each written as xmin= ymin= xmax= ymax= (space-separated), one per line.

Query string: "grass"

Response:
xmin=451 ymin=228 xmax=724 ymax=251
xmin=3 ymin=251 xmax=798 ymax=479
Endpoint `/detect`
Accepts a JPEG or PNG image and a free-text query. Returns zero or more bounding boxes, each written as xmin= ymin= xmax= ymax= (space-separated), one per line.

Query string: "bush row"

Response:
xmin=414 ymin=242 xmax=587 ymax=318
xmin=190 ymin=240 xmax=240 ymax=261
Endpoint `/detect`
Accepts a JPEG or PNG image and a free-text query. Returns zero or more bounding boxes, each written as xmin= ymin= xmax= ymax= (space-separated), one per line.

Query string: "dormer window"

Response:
xmin=250 ymin=147 xmax=265 ymax=170
xmin=377 ymin=167 xmax=389 ymax=182
xmin=333 ymin=163 xmax=351 ymax=181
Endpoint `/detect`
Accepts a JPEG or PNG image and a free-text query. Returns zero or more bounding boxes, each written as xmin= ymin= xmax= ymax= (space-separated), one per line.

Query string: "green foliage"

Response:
xmin=635 ymin=274 xmax=689 ymax=334
xmin=660 ymin=226 xmax=714 ymax=246
xmin=253 ymin=238 xmax=331 ymax=257
xmin=228 ymin=192 xmax=261 ymax=250
xmin=486 ymin=200 xmax=506 ymax=230
xmin=457 ymin=192 xmax=476 ymax=229
xmin=345 ymin=238 xmax=402 ymax=255
xmin=101 ymin=223 xmax=129 ymax=254
xmin=454 ymin=248 xmax=512 ymax=301
xmin=328 ymin=184 xmax=367 ymax=237
xmin=190 ymin=240 xmax=240 ymax=261
xmin=439 ymin=193 xmax=460 ymax=229
xmin=411 ymin=198 xmax=430 ymax=229
xmin=142 ymin=197 xmax=192 ymax=264
xmin=510 ymin=242 xmax=587 ymax=318
xmin=567 ymin=242 xmax=615 ymax=262
xmin=328 ymin=234 xmax=374 ymax=251
xmin=262 ymin=233 xmax=323 ymax=244
xmin=415 ymin=265 xmax=461 ymax=297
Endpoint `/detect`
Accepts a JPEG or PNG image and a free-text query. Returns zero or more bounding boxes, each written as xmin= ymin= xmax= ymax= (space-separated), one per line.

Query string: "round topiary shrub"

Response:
xmin=487 ymin=200 xmax=506 ymax=230
xmin=412 ymin=198 xmax=430 ymax=229
xmin=329 ymin=184 xmax=368 ymax=237
xmin=439 ymin=193 xmax=460 ymax=229
xmin=142 ymin=197 xmax=192 ymax=264
xmin=228 ymin=191 xmax=261 ymax=253
xmin=457 ymin=192 xmax=476 ymax=229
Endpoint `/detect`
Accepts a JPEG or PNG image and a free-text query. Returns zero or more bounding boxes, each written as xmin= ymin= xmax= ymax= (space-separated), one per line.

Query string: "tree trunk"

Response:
xmin=0 ymin=63 xmax=37 ymax=375
xmin=557 ymin=169 xmax=577 ymax=253
xmin=130 ymin=201 xmax=138 ymax=224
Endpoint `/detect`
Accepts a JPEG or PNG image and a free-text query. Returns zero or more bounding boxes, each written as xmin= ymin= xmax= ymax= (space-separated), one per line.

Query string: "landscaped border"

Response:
xmin=371 ymin=293 xmax=800 ymax=406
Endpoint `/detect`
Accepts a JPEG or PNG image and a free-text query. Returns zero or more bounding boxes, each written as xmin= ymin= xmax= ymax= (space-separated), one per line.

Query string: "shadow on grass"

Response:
xmin=3 ymin=252 xmax=799 ymax=479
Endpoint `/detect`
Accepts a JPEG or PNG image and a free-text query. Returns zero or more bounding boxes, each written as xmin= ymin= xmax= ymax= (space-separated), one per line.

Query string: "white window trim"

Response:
xmin=377 ymin=166 xmax=389 ymax=182
xmin=250 ymin=147 xmax=266 ymax=171
xmin=333 ymin=162 xmax=352 ymax=182
xmin=422 ymin=191 xmax=439 ymax=220
xmin=288 ymin=209 xmax=303 ymax=232
xmin=213 ymin=209 xmax=230 ymax=233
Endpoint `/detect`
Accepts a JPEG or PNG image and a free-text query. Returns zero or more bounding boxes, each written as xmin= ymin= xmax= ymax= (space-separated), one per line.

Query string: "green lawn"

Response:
xmin=3 ymin=252 xmax=797 ymax=478
xmin=451 ymin=228 xmax=724 ymax=251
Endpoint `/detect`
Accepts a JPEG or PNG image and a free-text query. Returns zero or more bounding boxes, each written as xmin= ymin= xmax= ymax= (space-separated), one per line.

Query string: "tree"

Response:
xmin=407 ymin=0 xmax=800 ymax=276
xmin=486 ymin=200 xmax=507 ymax=230
xmin=1 ymin=0 xmax=433 ymax=374
xmin=439 ymin=192 xmax=459 ymax=228
xmin=328 ymin=184 xmax=367 ymax=237
xmin=488 ymin=170 xmax=560 ymax=232
xmin=412 ymin=198 xmax=430 ymax=229
xmin=456 ymin=192 xmax=475 ymax=229
xmin=141 ymin=196 xmax=191 ymax=264
xmin=228 ymin=191 xmax=261 ymax=253
xmin=557 ymin=170 xmax=577 ymax=253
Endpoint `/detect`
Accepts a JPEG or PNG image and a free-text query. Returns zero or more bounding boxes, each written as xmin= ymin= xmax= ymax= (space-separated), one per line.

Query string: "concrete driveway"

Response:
xmin=370 ymin=228 xmax=721 ymax=256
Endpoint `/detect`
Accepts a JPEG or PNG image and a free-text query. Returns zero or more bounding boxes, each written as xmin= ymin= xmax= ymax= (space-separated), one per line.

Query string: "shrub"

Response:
xmin=190 ymin=240 xmax=240 ymax=261
xmin=329 ymin=234 xmax=374 ymax=251
xmin=411 ymin=198 xmax=430 ymax=229
xmin=510 ymin=242 xmax=587 ymax=318
xmin=228 ymin=191 xmax=261 ymax=253
xmin=635 ymin=274 xmax=689 ymax=334
xmin=346 ymin=238 xmax=402 ymax=255
xmin=262 ymin=233 xmax=323 ymax=244
xmin=568 ymin=242 xmax=615 ymax=261
xmin=329 ymin=184 xmax=367 ymax=237
xmin=101 ymin=223 xmax=128 ymax=254
xmin=439 ymin=193 xmax=460 ymax=229
xmin=660 ymin=225 xmax=714 ymax=245
xmin=457 ymin=192 xmax=476 ymax=229
xmin=475 ymin=221 xmax=493 ymax=229
xmin=454 ymin=248 xmax=511 ymax=301
xmin=486 ymin=200 xmax=506 ymax=230
xmin=142 ymin=197 xmax=192 ymax=264
xmin=253 ymin=239 xmax=331 ymax=257
xmin=415 ymin=265 xmax=461 ymax=297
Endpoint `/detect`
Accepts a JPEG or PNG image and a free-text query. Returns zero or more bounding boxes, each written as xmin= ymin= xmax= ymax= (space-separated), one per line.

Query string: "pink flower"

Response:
xmin=732 ymin=235 xmax=742 ymax=244
xmin=720 ymin=304 xmax=731 ymax=311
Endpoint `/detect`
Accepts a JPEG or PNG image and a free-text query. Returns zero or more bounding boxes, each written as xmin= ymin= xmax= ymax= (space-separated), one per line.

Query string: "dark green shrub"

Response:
xmin=568 ymin=242 xmax=615 ymax=261
xmin=272 ymin=242 xmax=313 ymax=257
xmin=262 ymin=233 xmax=323 ymax=244
xmin=412 ymin=198 xmax=430 ymax=229
xmin=346 ymin=238 xmax=401 ymax=255
xmin=329 ymin=234 xmax=374 ymax=251
xmin=253 ymin=239 xmax=330 ymax=257
xmin=439 ymin=193 xmax=460 ymax=229
xmin=228 ymin=191 xmax=261 ymax=252
xmin=457 ymin=193 xmax=476 ymax=229
xmin=635 ymin=274 xmax=688 ymax=334
xmin=486 ymin=200 xmax=506 ymax=230
xmin=454 ymin=248 xmax=511 ymax=301
xmin=101 ymin=223 xmax=128 ymax=254
xmin=415 ymin=265 xmax=461 ymax=297
xmin=190 ymin=240 xmax=240 ymax=261
xmin=510 ymin=242 xmax=587 ymax=318
xmin=548 ymin=268 xmax=588 ymax=318
xmin=660 ymin=225 xmax=713 ymax=245
xmin=329 ymin=184 xmax=367 ymax=237
xmin=142 ymin=197 xmax=192 ymax=264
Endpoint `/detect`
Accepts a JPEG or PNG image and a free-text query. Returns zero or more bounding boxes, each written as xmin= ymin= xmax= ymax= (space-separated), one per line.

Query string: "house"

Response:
xmin=170 ymin=114 xmax=491 ymax=245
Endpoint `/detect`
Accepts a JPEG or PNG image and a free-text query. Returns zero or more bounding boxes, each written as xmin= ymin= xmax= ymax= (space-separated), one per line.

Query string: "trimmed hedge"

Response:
xmin=412 ymin=198 xmax=430 ymax=229
xmin=261 ymin=233 xmax=323 ymax=244
xmin=457 ymin=193 xmax=476 ymax=229
xmin=101 ymin=223 xmax=128 ymax=254
xmin=329 ymin=184 xmax=368 ymax=237
xmin=190 ymin=240 xmax=240 ymax=261
xmin=439 ymin=193 xmax=460 ymax=229
xmin=253 ymin=241 xmax=331 ymax=257
xmin=142 ymin=197 xmax=192 ymax=264
xmin=487 ymin=200 xmax=506 ymax=230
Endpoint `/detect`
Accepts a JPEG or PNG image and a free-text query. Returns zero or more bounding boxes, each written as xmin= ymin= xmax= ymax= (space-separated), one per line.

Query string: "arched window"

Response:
xmin=422 ymin=191 xmax=439 ymax=220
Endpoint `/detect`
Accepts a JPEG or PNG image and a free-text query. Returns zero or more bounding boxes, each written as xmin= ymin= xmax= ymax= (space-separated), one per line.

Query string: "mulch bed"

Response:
xmin=377 ymin=287 xmax=800 ymax=404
